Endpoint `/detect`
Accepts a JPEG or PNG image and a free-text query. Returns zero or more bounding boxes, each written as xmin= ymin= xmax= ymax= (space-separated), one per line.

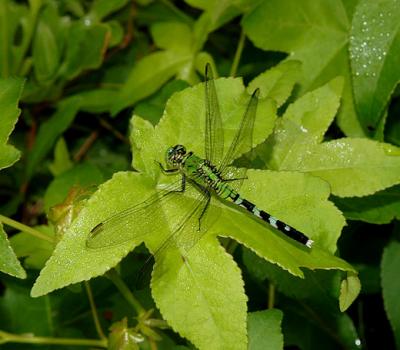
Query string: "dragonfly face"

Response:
xmin=166 ymin=144 xmax=187 ymax=168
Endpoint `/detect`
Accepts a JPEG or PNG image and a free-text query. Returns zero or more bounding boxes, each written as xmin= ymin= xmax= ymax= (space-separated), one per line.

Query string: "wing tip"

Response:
xmin=306 ymin=239 xmax=314 ymax=248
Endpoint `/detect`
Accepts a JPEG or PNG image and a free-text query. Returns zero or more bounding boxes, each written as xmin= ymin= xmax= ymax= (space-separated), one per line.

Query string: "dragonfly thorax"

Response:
xmin=166 ymin=144 xmax=187 ymax=167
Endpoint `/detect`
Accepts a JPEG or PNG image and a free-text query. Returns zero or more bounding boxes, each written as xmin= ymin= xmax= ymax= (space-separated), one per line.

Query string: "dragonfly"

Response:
xmin=86 ymin=64 xmax=313 ymax=258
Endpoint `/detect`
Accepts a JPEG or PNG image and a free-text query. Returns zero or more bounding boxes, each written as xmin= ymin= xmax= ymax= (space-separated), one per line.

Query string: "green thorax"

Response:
xmin=180 ymin=152 xmax=233 ymax=199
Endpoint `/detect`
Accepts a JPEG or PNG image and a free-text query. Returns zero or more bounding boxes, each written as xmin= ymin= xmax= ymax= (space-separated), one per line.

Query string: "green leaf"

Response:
xmin=108 ymin=318 xmax=142 ymax=350
xmin=111 ymin=21 xmax=196 ymax=114
xmin=131 ymin=76 xmax=276 ymax=178
xmin=32 ymin=74 xmax=355 ymax=349
xmin=10 ymin=225 xmax=54 ymax=270
xmin=31 ymin=172 xmax=158 ymax=297
xmin=381 ymin=240 xmax=400 ymax=348
xmin=60 ymin=22 xmax=108 ymax=79
xmin=248 ymin=60 xmax=302 ymax=107
xmin=88 ymin=0 xmax=128 ymax=21
xmin=0 ymin=281 xmax=53 ymax=335
xmin=48 ymin=137 xmax=73 ymax=176
xmin=152 ymin=235 xmax=247 ymax=350
xmin=135 ymin=80 xmax=190 ymax=125
xmin=350 ymin=0 xmax=400 ymax=134
xmin=339 ymin=272 xmax=361 ymax=312
xmin=44 ymin=163 xmax=104 ymax=213
xmin=32 ymin=20 xmax=60 ymax=83
xmin=260 ymin=78 xmax=400 ymax=197
xmin=247 ymin=309 xmax=283 ymax=350
xmin=0 ymin=223 xmax=26 ymax=278
xmin=0 ymin=77 xmax=24 ymax=170
xmin=333 ymin=186 xmax=400 ymax=224
xmin=242 ymin=0 xmax=365 ymax=137
xmin=26 ymin=97 xmax=81 ymax=179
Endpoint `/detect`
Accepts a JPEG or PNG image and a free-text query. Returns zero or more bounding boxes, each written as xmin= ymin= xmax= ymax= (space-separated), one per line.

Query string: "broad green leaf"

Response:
xmin=381 ymin=240 xmax=400 ymax=348
xmin=25 ymin=96 xmax=81 ymax=179
xmin=31 ymin=172 xmax=160 ymax=297
xmin=0 ymin=223 xmax=26 ymax=278
xmin=0 ymin=77 xmax=24 ymax=170
xmin=44 ymin=163 xmax=104 ymax=212
xmin=248 ymin=60 xmax=302 ymax=107
xmin=339 ymin=272 xmax=361 ymax=312
xmin=152 ymin=235 xmax=247 ymax=350
xmin=10 ymin=225 xmax=54 ymax=270
xmin=33 ymin=73 xmax=355 ymax=349
xmin=247 ymin=309 xmax=283 ymax=350
xmin=260 ymin=78 xmax=400 ymax=197
xmin=333 ymin=186 xmax=400 ymax=224
xmin=242 ymin=0 xmax=365 ymax=137
xmin=350 ymin=0 xmax=400 ymax=134
xmin=48 ymin=137 xmax=73 ymax=176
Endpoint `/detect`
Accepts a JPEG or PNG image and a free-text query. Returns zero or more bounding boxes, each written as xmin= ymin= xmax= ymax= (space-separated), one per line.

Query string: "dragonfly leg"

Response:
xmin=155 ymin=160 xmax=179 ymax=174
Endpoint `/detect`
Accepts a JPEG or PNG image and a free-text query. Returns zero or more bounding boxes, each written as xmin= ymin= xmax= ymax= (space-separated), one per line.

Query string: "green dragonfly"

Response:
xmin=86 ymin=64 xmax=313 ymax=256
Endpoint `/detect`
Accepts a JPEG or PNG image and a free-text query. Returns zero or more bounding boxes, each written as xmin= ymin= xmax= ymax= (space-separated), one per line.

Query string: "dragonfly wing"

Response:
xmin=204 ymin=63 xmax=224 ymax=168
xmin=219 ymin=88 xmax=260 ymax=179
xmin=86 ymin=179 xmax=186 ymax=249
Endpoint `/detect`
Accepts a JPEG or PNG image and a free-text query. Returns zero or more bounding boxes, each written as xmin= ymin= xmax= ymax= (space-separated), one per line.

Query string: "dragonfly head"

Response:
xmin=166 ymin=144 xmax=187 ymax=167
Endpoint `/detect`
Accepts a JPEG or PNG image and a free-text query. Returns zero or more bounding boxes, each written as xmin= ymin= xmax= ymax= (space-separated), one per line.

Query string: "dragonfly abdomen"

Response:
xmin=228 ymin=192 xmax=313 ymax=248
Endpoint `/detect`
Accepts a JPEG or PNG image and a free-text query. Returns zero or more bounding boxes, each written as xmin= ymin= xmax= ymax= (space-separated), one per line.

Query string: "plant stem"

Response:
xmin=268 ymin=283 xmax=275 ymax=309
xmin=0 ymin=330 xmax=107 ymax=347
xmin=84 ymin=281 xmax=107 ymax=340
xmin=230 ymin=30 xmax=246 ymax=77
xmin=106 ymin=269 xmax=145 ymax=315
xmin=0 ymin=214 xmax=54 ymax=243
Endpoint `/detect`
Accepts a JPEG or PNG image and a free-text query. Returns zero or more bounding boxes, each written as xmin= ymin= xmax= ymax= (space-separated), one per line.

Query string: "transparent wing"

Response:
xmin=136 ymin=182 xmax=217 ymax=286
xmin=86 ymin=179 xmax=187 ymax=249
xmin=219 ymin=88 xmax=260 ymax=178
xmin=204 ymin=63 xmax=224 ymax=168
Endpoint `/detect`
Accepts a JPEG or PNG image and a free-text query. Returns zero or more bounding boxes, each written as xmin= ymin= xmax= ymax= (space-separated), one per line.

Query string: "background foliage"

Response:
xmin=0 ymin=0 xmax=400 ymax=349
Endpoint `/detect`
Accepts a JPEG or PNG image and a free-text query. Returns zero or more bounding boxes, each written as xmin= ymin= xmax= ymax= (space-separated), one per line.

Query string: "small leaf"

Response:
xmin=111 ymin=50 xmax=190 ymax=115
xmin=10 ymin=225 xmax=54 ymax=270
xmin=89 ymin=0 xmax=128 ymax=21
xmin=0 ymin=77 xmax=25 ymax=170
xmin=248 ymin=309 xmax=283 ymax=350
xmin=0 ymin=223 xmax=26 ymax=278
xmin=381 ymin=240 xmax=400 ymax=348
xmin=350 ymin=0 xmax=400 ymax=134
xmin=33 ymin=20 xmax=60 ymax=83
xmin=108 ymin=318 xmax=143 ymax=350
xmin=339 ymin=272 xmax=361 ymax=312
xmin=60 ymin=22 xmax=108 ymax=79
xmin=26 ymin=96 xmax=81 ymax=180
xmin=48 ymin=137 xmax=73 ymax=176
xmin=44 ymin=163 xmax=104 ymax=213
